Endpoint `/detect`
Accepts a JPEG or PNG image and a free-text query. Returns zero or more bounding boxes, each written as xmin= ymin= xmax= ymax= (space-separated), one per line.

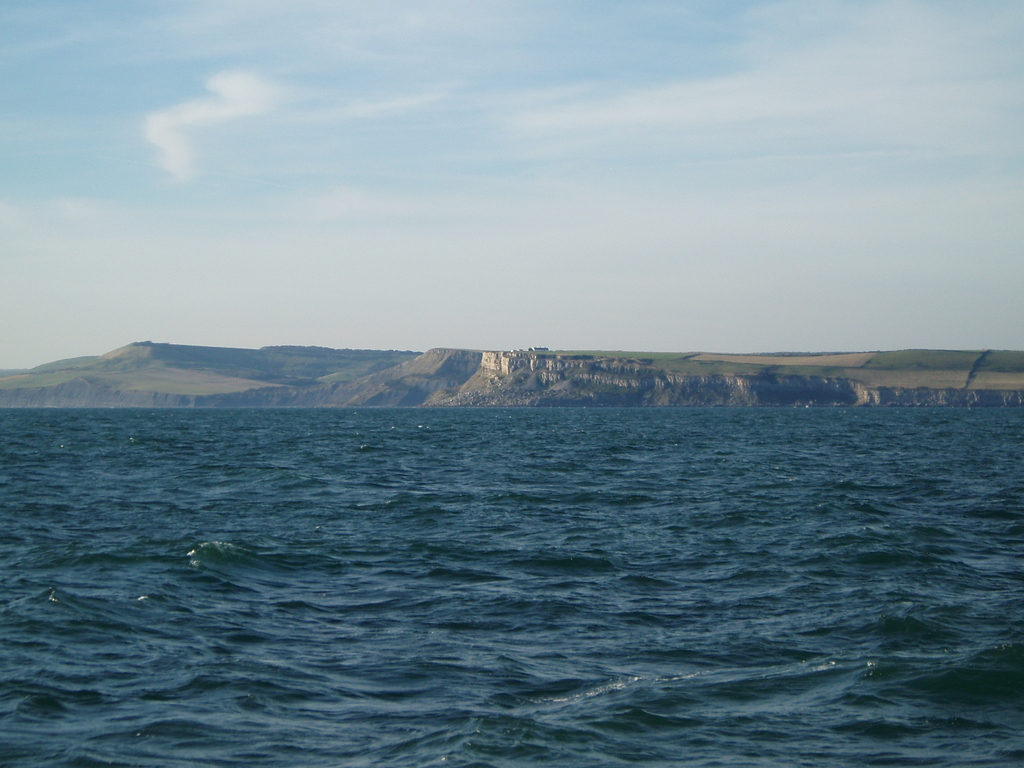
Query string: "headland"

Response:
xmin=2 ymin=343 xmax=1023 ymax=407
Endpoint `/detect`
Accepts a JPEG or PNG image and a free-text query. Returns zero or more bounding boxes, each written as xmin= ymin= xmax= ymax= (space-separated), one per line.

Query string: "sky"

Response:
xmin=2 ymin=0 xmax=1022 ymax=368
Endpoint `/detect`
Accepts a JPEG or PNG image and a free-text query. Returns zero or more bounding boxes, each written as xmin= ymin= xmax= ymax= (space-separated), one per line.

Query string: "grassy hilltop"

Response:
xmin=1 ymin=343 xmax=1023 ymax=407
xmin=0 ymin=342 xmax=419 ymax=398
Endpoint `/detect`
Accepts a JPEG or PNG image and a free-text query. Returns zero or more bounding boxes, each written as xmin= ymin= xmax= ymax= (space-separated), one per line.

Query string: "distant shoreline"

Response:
xmin=2 ymin=343 xmax=1023 ymax=408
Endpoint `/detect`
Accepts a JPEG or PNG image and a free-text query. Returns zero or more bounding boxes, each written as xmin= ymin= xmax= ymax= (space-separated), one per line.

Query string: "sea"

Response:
xmin=1 ymin=407 xmax=1022 ymax=767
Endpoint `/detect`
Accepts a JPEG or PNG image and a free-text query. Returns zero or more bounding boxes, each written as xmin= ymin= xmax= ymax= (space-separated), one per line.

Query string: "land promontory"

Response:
xmin=2 ymin=342 xmax=1023 ymax=407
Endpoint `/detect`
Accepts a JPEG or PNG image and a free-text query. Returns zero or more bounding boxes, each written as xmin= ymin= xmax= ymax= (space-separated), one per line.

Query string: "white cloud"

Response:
xmin=143 ymin=71 xmax=277 ymax=181
xmin=508 ymin=2 xmax=1023 ymax=161
xmin=284 ymin=89 xmax=445 ymax=127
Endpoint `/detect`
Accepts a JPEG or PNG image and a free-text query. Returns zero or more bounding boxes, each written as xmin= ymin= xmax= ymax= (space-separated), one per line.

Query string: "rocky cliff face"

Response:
xmin=0 ymin=377 xmax=300 ymax=408
xmin=2 ymin=348 xmax=1022 ymax=407
xmin=430 ymin=357 xmax=865 ymax=407
xmin=427 ymin=350 xmax=1024 ymax=407
xmin=858 ymin=387 xmax=1024 ymax=407
xmin=0 ymin=378 xmax=194 ymax=408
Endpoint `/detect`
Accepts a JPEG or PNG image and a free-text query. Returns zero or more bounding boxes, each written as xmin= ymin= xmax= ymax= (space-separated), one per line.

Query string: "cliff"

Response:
xmin=2 ymin=344 xmax=1023 ymax=407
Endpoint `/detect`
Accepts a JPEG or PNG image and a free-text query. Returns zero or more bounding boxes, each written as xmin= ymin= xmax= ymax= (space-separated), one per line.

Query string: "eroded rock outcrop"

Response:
xmin=424 ymin=350 xmax=1023 ymax=407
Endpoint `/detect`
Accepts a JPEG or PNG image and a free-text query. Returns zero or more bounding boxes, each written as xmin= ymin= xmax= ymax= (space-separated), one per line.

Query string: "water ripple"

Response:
xmin=1 ymin=407 xmax=1022 ymax=766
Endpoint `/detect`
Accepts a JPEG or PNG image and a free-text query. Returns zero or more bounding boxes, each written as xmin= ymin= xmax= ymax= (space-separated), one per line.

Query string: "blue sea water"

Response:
xmin=1 ymin=407 xmax=1023 ymax=767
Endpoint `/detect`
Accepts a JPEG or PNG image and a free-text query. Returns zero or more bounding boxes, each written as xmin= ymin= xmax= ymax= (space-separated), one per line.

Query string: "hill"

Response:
xmin=1 ymin=344 xmax=1023 ymax=407
xmin=0 ymin=342 xmax=420 ymax=406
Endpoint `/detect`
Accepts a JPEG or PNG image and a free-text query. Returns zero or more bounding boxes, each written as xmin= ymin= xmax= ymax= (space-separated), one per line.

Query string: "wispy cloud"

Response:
xmin=143 ymin=71 xmax=277 ymax=181
xmin=285 ymin=90 xmax=446 ymax=127
xmin=340 ymin=92 xmax=443 ymax=119
xmin=508 ymin=2 xmax=1023 ymax=161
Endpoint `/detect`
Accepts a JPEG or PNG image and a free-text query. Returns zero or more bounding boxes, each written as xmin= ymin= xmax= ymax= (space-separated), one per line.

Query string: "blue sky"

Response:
xmin=2 ymin=0 xmax=1022 ymax=367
